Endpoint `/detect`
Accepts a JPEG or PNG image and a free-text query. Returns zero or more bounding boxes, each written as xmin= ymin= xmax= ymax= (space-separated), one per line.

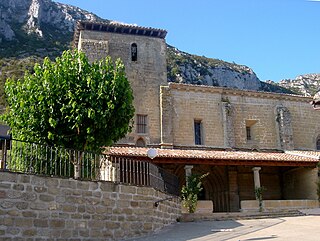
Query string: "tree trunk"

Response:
xmin=74 ymin=163 xmax=80 ymax=179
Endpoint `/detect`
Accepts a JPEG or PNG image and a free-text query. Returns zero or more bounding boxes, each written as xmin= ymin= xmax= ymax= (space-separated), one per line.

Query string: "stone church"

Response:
xmin=74 ymin=21 xmax=320 ymax=212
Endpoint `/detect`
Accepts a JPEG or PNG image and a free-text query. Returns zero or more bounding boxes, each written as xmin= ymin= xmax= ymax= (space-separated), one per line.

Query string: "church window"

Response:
xmin=137 ymin=114 xmax=147 ymax=134
xmin=316 ymin=136 xmax=320 ymax=150
xmin=246 ymin=126 xmax=252 ymax=141
xmin=245 ymin=119 xmax=258 ymax=142
xmin=194 ymin=120 xmax=203 ymax=145
xmin=131 ymin=43 xmax=137 ymax=61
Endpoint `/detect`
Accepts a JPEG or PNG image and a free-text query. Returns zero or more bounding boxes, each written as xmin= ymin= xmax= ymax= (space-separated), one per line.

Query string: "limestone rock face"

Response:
xmin=0 ymin=0 xmax=100 ymax=41
xmin=277 ymin=74 xmax=320 ymax=96
xmin=167 ymin=46 xmax=263 ymax=91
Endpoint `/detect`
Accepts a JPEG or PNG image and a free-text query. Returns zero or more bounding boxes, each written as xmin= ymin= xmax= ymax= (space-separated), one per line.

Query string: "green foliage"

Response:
xmin=254 ymin=186 xmax=266 ymax=212
xmin=181 ymin=172 xmax=209 ymax=213
xmin=2 ymin=50 xmax=135 ymax=153
xmin=0 ymin=56 xmax=45 ymax=107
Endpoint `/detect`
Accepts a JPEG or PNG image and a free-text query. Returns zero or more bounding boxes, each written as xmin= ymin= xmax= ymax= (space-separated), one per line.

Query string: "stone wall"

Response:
xmin=0 ymin=171 xmax=180 ymax=241
xmin=283 ymin=167 xmax=318 ymax=200
xmin=163 ymin=83 xmax=320 ymax=150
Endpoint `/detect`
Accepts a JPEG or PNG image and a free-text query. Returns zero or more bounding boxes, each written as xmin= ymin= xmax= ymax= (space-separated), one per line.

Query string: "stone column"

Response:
xmin=184 ymin=165 xmax=193 ymax=185
xmin=252 ymin=167 xmax=261 ymax=188
xmin=228 ymin=167 xmax=240 ymax=211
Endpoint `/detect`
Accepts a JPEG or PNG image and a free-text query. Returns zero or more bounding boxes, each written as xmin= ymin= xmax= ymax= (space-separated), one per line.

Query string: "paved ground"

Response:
xmin=127 ymin=210 xmax=320 ymax=241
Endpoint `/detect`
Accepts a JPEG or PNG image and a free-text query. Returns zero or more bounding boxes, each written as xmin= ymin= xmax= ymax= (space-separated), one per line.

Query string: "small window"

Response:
xmin=316 ymin=137 xmax=320 ymax=150
xmin=136 ymin=138 xmax=146 ymax=147
xmin=137 ymin=114 xmax=147 ymax=134
xmin=246 ymin=126 xmax=252 ymax=141
xmin=194 ymin=120 xmax=202 ymax=145
xmin=131 ymin=43 xmax=137 ymax=61
xmin=245 ymin=119 xmax=258 ymax=142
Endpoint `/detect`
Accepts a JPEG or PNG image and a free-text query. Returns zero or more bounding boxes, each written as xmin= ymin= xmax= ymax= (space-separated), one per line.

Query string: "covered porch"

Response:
xmin=107 ymin=147 xmax=320 ymax=212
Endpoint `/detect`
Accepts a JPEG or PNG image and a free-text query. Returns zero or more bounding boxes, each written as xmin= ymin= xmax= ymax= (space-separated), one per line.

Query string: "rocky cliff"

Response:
xmin=273 ymin=74 xmax=320 ymax=96
xmin=0 ymin=0 xmax=299 ymax=105
xmin=0 ymin=0 xmax=102 ymax=57
xmin=167 ymin=46 xmax=293 ymax=93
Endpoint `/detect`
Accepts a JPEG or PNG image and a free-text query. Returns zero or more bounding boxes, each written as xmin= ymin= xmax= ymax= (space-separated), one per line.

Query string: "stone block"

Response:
xmin=0 ymin=183 xmax=11 ymax=189
xmin=100 ymin=181 xmax=116 ymax=192
xmin=22 ymin=229 xmax=37 ymax=236
xmin=88 ymin=220 xmax=105 ymax=229
xmin=34 ymin=186 xmax=47 ymax=193
xmin=15 ymin=218 xmax=32 ymax=227
xmin=13 ymin=184 xmax=24 ymax=191
xmin=50 ymin=219 xmax=65 ymax=228
xmin=34 ymin=219 xmax=49 ymax=227
xmin=60 ymin=179 xmax=77 ymax=189
xmin=77 ymin=205 xmax=86 ymax=213
xmin=0 ymin=190 xmax=6 ymax=198
xmin=31 ymin=176 xmax=46 ymax=186
xmin=23 ymin=192 xmax=37 ymax=201
xmin=120 ymin=185 xmax=137 ymax=194
xmin=105 ymin=221 xmax=120 ymax=229
xmin=22 ymin=211 xmax=37 ymax=218
xmin=30 ymin=202 xmax=48 ymax=210
xmin=95 ymin=205 xmax=111 ymax=214
xmin=77 ymin=181 xmax=90 ymax=190
xmin=7 ymin=210 xmax=20 ymax=216
xmin=79 ymin=230 xmax=90 ymax=237
xmin=48 ymin=187 xmax=60 ymax=195
xmin=0 ymin=172 xmax=17 ymax=182
xmin=71 ymin=213 xmax=82 ymax=219
xmin=90 ymin=229 xmax=103 ymax=238
xmin=130 ymin=201 xmax=139 ymax=207
xmin=1 ymin=201 xmax=14 ymax=209
xmin=45 ymin=178 xmax=59 ymax=187
xmin=89 ymin=182 xmax=99 ymax=191
xmin=101 ymin=199 xmax=116 ymax=207
xmin=39 ymin=194 xmax=54 ymax=202
xmin=6 ymin=190 xmax=23 ymax=199
xmin=61 ymin=204 xmax=77 ymax=212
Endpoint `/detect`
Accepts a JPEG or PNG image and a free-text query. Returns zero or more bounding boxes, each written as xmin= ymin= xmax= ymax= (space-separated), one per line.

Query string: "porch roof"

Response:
xmin=105 ymin=147 xmax=320 ymax=167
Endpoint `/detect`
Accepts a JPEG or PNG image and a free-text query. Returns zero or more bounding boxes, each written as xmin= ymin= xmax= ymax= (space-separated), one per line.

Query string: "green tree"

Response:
xmin=2 ymin=50 xmax=135 ymax=177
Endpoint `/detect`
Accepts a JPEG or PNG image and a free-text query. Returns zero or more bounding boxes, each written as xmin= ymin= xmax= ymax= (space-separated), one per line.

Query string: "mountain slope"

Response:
xmin=275 ymin=74 xmax=320 ymax=96
xmin=0 ymin=0 xmax=299 ymax=108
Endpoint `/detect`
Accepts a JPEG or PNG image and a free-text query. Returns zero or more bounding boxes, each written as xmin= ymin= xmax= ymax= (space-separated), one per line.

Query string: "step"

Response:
xmin=180 ymin=210 xmax=305 ymax=222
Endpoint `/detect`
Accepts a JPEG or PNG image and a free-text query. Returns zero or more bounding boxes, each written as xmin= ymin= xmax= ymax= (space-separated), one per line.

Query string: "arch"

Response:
xmin=136 ymin=138 xmax=145 ymax=147
xmin=168 ymin=164 xmax=229 ymax=212
xmin=131 ymin=43 xmax=137 ymax=61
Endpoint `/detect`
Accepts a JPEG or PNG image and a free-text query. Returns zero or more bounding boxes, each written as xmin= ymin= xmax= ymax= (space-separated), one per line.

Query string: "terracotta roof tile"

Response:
xmin=105 ymin=147 xmax=319 ymax=164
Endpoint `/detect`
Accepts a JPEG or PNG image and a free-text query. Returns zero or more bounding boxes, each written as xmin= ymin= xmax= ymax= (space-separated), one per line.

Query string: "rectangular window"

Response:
xmin=194 ymin=120 xmax=202 ymax=145
xmin=246 ymin=126 xmax=252 ymax=141
xmin=137 ymin=115 xmax=147 ymax=134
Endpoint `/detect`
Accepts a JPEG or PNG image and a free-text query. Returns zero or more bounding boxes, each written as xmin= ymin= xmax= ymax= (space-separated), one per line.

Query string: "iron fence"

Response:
xmin=0 ymin=136 xmax=179 ymax=196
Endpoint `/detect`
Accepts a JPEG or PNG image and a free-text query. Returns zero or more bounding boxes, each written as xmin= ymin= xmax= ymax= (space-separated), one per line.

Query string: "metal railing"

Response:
xmin=0 ymin=136 xmax=179 ymax=196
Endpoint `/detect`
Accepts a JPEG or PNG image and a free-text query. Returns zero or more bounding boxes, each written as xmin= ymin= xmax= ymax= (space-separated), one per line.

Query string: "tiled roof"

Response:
xmin=73 ymin=20 xmax=167 ymax=48
xmin=105 ymin=147 xmax=319 ymax=166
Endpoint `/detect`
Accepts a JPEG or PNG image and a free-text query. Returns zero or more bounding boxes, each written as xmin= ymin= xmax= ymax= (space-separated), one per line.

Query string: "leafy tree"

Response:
xmin=2 ymin=50 xmax=135 ymax=177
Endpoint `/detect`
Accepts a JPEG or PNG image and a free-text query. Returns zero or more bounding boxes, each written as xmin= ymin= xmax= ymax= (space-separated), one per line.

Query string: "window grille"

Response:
xmin=246 ymin=126 xmax=252 ymax=141
xmin=194 ymin=120 xmax=202 ymax=145
xmin=137 ymin=115 xmax=147 ymax=134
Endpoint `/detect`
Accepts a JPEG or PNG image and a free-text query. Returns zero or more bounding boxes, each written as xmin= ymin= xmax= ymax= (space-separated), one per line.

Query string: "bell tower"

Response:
xmin=74 ymin=21 xmax=168 ymax=146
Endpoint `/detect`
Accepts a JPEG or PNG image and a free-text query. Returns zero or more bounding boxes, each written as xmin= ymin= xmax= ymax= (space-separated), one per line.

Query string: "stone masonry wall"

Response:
xmin=0 ymin=171 xmax=180 ymax=241
xmin=164 ymin=83 xmax=320 ymax=150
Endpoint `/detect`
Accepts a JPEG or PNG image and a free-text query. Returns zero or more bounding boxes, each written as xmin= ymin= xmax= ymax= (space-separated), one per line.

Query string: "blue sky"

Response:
xmin=55 ymin=0 xmax=320 ymax=82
